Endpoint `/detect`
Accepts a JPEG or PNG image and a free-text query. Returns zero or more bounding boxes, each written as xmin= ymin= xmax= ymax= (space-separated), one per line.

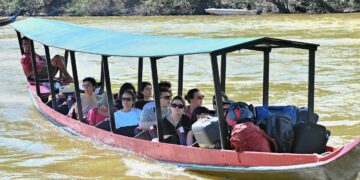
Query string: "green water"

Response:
xmin=0 ymin=14 xmax=359 ymax=179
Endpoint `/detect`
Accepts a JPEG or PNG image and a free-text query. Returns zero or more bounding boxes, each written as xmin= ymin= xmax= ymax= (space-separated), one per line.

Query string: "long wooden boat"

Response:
xmin=12 ymin=18 xmax=360 ymax=179
xmin=205 ymin=8 xmax=263 ymax=15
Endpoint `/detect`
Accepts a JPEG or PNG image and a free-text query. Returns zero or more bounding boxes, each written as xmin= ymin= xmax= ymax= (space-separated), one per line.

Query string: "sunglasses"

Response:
xmin=121 ymin=97 xmax=132 ymax=102
xmin=171 ymin=103 xmax=184 ymax=109
xmin=196 ymin=95 xmax=204 ymax=100
xmin=161 ymin=95 xmax=172 ymax=100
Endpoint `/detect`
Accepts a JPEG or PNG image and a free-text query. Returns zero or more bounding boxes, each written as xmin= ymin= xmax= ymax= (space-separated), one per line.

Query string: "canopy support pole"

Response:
xmin=30 ymin=40 xmax=41 ymax=96
xmin=220 ymin=54 xmax=226 ymax=93
xmin=150 ymin=57 xmax=164 ymax=142
xmin=16 ymin=31 xmax=24 ymax=55
xmin=263 ymin=50 xmax=270 ymax=106
xmin=308 ymin=50 xmax=316 ymax=122
xmin=99 ymin=60 xmax=105 ymax=94
xmin=137 ymin=57 xmax=143 ymax=96
xmin=102 ymin=56 xmax=116 ymax=132
xmin=210 ymin=54 xmax=229 ymax=150
xmin=70 ymin=51 xmax=84 ymax=122
xmin=178 ymin=55 xmax=184 ymax=96
xmin=44 ymin=45 xmax=57 ymax=109
xmin=64 ymin=50 xmax=69 ymax=68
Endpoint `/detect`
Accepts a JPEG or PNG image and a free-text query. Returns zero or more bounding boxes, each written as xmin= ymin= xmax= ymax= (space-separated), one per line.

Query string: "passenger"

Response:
xmin=184 ymin=88 xmax=204 ymax=119
xmin=187 ymin=106 xmax=210 ymax=146
xmin=115 ymin=82 xmax=136 ymax=110
xmin=212 ymin=93 xmax=233 ymax=116
xmin=20 ymin=37 xmax=73 ymax=83
xmin=87 ymin=93 xmax=117 ymax=126
xmin=68 ymin=77 xmax=98 ymax=120
xmin=141 ymin=80 xmax=172 ymax=111
xmin=138 ymin=86 xmax=171 ymax=131
xmin=191 ymin=106 xmax=210 ymax=123
xmin=114 ymin=90 xmax=142 ymax=137
xmin=155 ymin=96 xmax=192 ymax=145
xmin=134 ymin=81 xmax=153 ymax=110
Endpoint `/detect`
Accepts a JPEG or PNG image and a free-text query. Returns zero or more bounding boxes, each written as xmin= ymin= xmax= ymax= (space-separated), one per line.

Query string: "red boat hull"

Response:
xmin=28 ymin=84 xmax=360 ymax=179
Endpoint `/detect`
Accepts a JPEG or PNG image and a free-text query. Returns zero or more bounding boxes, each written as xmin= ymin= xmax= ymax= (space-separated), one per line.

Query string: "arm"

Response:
xmin=186 ymin=130 xmax=194 ymax=146
xmin=138 ymin=108 xmax=156 ymax=129
xmin=87 ymin=108 xmax=95 ymax=126
xmin=20 ymin=55 xmax=34 ymax=78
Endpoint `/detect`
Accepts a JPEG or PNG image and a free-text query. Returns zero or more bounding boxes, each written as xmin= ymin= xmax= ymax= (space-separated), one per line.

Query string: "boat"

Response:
xmin=205 ymin=8 xmax=263 ymax=15
xmin=0 ymin=12 xmax=19 ymax=26
xmin=11 ymin=18 xmax=360 ymax=179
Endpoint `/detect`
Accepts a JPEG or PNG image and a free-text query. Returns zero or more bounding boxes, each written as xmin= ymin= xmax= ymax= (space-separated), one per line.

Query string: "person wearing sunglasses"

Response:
xmin=138 ymin=86 xmax=172 ymax=131
xmin=114 ymin=82 xmax=137 ymax=110
xmin=114 ymin=90 xmax=142 ymax=131
xmin=157 ymin=96 xmax=192 ymax=145
xmin=184 ymin=88 xmax=204 ymax=119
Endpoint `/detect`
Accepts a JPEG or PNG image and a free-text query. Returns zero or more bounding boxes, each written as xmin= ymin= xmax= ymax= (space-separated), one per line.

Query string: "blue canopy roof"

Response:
xmin=12 ymin=18 xmax=318 ymax=57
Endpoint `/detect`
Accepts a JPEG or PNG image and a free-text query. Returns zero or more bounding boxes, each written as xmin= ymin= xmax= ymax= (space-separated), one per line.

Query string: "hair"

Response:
xmin=21 ymin=37 xmax=29 ymax=42
xmin=137 ymin=81 xmax=152 ymax=100
xmin=191 ymin=106 xmax=210 ymax=121
xmin=171 ymin=95 xmax=186 ymax=106
xmin=212 ymin=92 xmax=229 ymax=105
xmin=159 ymin=81 xmax=171 ymax=89
xmin=122 ymin=90 xmax=136 ymax=102
xmin=185 ymin=88 xmax=200 ymax=103
xmin=82 ymin=77 xmax=97 ymax=87
xmin=159 ymin=86 xmax=171 ymax=96
xmin=119 ymin=82 xmax=136 ymax=96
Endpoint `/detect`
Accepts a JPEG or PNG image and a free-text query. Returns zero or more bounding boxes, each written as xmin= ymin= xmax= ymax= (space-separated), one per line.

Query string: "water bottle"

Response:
xmin=177 ymin=126 xmax=187 ymax=145
xmin=54 ymin=82 xmax=61 ymax=93
xmin=67 ymin=95 xmax=74 ymax=109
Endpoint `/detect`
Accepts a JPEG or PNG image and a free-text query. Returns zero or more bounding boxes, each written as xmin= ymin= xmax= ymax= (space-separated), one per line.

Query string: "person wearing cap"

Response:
xmin=87 ymin=93 xmax=117 ymax=126
xmin=212 ymin=93 xmax=234 ymax=116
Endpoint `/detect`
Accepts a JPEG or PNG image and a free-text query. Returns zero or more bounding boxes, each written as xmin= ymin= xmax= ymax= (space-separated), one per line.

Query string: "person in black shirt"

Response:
xmin=160 ymin=96 xmax=192 ymax=145
xmin=134 ymin=81 xmax=153 ymax=109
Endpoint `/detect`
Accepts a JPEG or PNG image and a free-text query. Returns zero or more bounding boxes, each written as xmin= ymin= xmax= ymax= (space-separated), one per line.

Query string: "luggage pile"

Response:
xmin=192 ymin=101 xmax=331 ymax=154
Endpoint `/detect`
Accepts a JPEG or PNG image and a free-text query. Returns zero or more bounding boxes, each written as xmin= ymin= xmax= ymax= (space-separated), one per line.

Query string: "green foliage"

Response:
xmin=1 ymin=0 xmax=360 ymax=16
xmin=65 ymin=0 xmax=93 ymax=16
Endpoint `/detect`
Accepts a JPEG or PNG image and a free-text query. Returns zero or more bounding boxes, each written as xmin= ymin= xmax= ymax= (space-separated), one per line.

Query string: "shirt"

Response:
xmin=20 ymin=53 xmax=46 ymax=77
xmin=114 ymin=108 xmax=142 ymax=129
xmin=87 ymin=107 xmax=117 ymax=126
xmin=140 ymin=102 xmax=171 ymax=129
xmin=161 ymin=115 xmax=192 ymax=145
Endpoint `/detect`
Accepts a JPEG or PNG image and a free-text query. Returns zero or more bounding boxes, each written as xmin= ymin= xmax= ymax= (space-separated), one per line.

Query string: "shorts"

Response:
xmin=27 ymin=61 xmax=58 ymax=81
xmin=38 ymin=63 xmax=58 ymax=79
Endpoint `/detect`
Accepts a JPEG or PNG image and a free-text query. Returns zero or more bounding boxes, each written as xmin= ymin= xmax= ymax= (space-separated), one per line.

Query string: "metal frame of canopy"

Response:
xmin=14 ymin=18 xmax=318 ymax=149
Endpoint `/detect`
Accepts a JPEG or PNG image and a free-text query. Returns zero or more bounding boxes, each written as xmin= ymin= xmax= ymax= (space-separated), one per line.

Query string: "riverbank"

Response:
xmin=1 ymin=0 xmax=360 ymax=16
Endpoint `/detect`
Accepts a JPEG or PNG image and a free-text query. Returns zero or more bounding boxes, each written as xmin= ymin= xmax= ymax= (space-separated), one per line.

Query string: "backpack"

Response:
xmin=226 ymin=102 xmax=255 ymax=128
xmin=255 ymin=106 xmax=298 ymax=127
xmin=292 ymin=123 xmax=330 ymax=154
xmin=296 ymin=107 xmax=319 ymax=124
xmin=230 ymin=122 xmax=276 ymax=152
xmin=265 ymin=115 xmax=294 ymax=153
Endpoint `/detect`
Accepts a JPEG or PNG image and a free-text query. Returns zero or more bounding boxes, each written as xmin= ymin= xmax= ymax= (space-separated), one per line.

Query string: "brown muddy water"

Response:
xmin=0 ymin=14 xmax=359 ymax=179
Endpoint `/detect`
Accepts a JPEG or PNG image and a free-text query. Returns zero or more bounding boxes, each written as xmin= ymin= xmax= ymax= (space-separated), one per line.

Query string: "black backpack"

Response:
xmin=265 ymin=115 xmax=294 ymax=153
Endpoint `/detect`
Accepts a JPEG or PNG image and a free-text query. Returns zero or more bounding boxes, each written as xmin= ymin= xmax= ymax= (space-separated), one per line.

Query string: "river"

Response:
xmin=0 ymin=14 xmax=359 ymax=179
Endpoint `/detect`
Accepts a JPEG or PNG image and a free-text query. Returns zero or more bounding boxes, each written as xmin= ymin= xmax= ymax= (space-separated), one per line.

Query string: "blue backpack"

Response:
xmin=255 ymin=106 xmax=298 ymax=127
xmin=225 ymin=102 xmax=255 ymax=128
